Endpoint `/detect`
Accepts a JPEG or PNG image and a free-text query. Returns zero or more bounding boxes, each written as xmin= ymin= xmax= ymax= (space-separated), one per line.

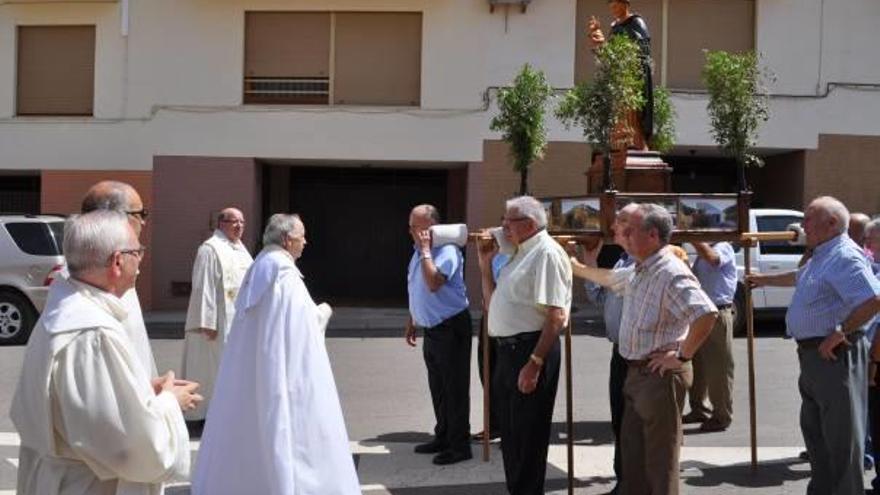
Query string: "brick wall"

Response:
xmin=152 ymin=156 xmax=260 ymax=310
xmin=803 ymin=134 xmax=880 ymax=215
xmin=40 ymin=170 xmax=154 ymax=309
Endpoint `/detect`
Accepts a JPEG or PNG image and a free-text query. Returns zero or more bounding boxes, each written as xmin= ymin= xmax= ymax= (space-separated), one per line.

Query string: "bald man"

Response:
xmin=181 ymin=208 xmax=253 ymax=422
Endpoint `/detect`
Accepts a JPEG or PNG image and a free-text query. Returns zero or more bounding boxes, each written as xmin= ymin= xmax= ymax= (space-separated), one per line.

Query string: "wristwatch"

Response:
xmin=835 ymin=323 xmax=846 ymax=335
xmin=675 ymin=348 xmax=691 ymax=363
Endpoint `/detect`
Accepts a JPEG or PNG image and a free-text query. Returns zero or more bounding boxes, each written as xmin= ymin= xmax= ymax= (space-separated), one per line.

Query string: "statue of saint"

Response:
xmin=588 ymin=0 xmax=654 ymax=150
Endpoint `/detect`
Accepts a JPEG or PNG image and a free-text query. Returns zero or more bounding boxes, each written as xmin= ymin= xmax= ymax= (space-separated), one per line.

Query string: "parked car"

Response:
xmin=731 ymin=208 xmax=805 ymax=335
xmin=0 ymin=215 xmax=66 ymax=345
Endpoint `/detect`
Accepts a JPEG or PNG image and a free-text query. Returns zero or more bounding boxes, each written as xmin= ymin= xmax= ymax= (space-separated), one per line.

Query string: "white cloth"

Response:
xmin=488 ymin=230 xmax=573 ymax=337
xmin=191 ymin=246 xmax=360 ymax=495
xmin=10 ymin=278 xmax=189 ymax=495
xmin=181 ymin=230 xmax=252 ymax=420
xmin=58 ymin=266 xmax=157 ymax=378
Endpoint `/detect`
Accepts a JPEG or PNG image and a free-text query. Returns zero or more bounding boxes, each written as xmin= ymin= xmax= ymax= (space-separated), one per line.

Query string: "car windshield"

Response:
xmin=756 ymin=216 xmax=805 ymax=255
xmin=5 ymin=221 xmax=64 ymax=256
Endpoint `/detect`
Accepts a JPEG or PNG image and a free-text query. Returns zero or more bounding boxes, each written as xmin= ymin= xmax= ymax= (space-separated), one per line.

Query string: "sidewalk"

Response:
xmin=144 ymin=305 xmax=605 ymax=339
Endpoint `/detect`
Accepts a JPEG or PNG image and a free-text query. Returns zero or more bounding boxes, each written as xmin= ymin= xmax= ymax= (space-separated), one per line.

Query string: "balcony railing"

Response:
xmin=243 ymin=77 xmax=329 ymax=105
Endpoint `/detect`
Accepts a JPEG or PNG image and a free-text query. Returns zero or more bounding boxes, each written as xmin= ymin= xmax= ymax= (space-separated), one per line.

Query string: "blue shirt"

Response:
xmin=491 ymin=253 xmax=510 ymax=282
xmin=691 ymin=242 xmax=738 ymax=306
xmin=786 ymin=234 xmax=880 ymax=340
xmin=585 ymin=253 xmax=635 ymax=344
xmin=407 ymin=244 xmax=469 ymax=328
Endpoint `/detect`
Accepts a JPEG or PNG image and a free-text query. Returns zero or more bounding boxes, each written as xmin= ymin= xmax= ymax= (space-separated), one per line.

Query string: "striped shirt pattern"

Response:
xmin=618 ymin=246 xmax=717 ymax=360
xmin=786 ymin=234 xmax=880 ymax=340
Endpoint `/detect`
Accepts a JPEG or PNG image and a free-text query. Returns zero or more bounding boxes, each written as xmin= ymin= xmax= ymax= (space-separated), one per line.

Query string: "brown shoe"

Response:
xmin=699 ymin=418 xmax=730 ymax=432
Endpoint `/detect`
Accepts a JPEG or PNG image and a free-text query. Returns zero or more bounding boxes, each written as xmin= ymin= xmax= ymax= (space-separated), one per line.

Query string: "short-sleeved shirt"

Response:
xmin=488 ymin=230 xmax=573 ymax=338
xmin=585 ymin=253 xmax=635 ymax=344
xmin=618 ymin=246 xmax=718 ymax=360
xmin=786 ymin=234 xmax=880 ymax=340
xmin=691 ymin=242 xmax=738 ymax=306
xmin=407 ymin=244 xmax=469 ymax=328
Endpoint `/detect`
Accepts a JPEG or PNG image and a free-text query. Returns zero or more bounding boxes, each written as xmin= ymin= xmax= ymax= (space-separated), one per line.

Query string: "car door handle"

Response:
xmin=767 ymin=264 xmax=781 ymax=270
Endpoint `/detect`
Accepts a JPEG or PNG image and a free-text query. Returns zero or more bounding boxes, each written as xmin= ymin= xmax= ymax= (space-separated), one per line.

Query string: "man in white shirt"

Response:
xmin=181 ymin=207 xmax=253 ymax=422
xmin=477 ymin=196 xmax=572 ymax=495
xmin=11 ymin=210 xmax=199 ymax=495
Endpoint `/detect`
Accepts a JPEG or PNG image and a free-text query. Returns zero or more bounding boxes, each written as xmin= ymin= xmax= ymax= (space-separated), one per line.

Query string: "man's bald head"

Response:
xmin=81 ymin=180 xmax=146 ymax=236
xmin=217 ymin=207 xmax=245 ymax=243
xmin=849 ymin=212 xmax=870 ymax=246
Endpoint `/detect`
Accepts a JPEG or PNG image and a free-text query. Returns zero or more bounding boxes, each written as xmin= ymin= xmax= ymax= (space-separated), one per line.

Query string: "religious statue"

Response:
xmin=588 ymin=0 xmax=654 ymax=151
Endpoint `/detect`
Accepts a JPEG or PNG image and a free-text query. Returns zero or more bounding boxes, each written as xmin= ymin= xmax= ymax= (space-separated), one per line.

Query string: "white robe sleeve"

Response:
xmin=185 ymin=244 xmax=222 ymax=332
xmin=51 ymin=329 xmax=190 ymax=484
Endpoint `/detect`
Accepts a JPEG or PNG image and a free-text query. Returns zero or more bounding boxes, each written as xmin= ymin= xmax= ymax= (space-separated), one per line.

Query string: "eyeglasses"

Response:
xmin=501 ymin=216 xmax=531 ymax=223
xmin=118 ymin=246 xmax=147 ymax=259
xmin=125 ymin=208 xmax=149 ymax=221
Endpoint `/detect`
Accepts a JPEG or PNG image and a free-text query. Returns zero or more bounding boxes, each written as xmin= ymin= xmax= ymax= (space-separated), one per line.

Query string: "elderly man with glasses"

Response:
xmin=11 ymin=210 xmax=199 ymax=495
xmin=181 ymin=207 xmax=253 ymax=425
xmin=477 ymin=195 xmax=572 ymax=495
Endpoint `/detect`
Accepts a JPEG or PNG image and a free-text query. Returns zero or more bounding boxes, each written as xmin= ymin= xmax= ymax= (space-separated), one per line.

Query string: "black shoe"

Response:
xmin=414 ymin=439 xmax=447 ymax=454
xmin=682 ymin=411 xmax=709 ymax=424
xmin=699 ymin=418 xmax=730 ymax=433
xmin=432 ymin=449 xmax=473 ymax=465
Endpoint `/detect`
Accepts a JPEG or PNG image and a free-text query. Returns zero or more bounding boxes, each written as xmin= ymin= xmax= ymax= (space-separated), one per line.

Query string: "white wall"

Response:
xmin=0 ymin=0 xmax=879 ymax=171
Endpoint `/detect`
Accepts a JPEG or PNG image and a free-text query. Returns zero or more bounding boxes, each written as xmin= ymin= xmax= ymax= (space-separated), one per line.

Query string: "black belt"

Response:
xmin=494 ymin=331 xmax=541 ymax=347
xmin=797 ymin=331 xmax=865 ymax=349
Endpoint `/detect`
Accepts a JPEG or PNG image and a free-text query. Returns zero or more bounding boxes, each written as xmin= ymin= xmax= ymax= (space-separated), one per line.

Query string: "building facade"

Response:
xmin=1 ymin=0 xmax=878 ymax=309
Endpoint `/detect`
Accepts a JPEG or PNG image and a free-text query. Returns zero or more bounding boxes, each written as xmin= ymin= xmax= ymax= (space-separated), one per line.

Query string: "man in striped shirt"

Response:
xmin=616 ymin=203 xmax=718 ymax=495
xmin=749 ymin=196 xmax=880 ymax=495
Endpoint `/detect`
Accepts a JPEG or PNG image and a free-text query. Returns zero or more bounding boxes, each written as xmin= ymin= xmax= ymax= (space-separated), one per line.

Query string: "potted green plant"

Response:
xmin=490 ymin=64 xmax=553 ymax=196
xmin=702 ymin=50 xmax=770 ymax=192
xmin=556 ymin=35 xmax=646 ymax=190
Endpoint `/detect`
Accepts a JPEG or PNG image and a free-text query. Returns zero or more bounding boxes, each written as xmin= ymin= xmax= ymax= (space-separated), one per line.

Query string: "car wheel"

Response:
xmin=0 ymin=290 xmax=37 ymax=345
xmin=733 ymin=284 xmax=747 ymax=338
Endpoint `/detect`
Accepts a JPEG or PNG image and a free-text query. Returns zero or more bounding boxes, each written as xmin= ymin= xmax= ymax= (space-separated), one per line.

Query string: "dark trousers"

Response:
xmin=423 ymin=309 xmax=472 ymax=455
xmin=870 ymin=378 xmax=880 ymax=491
xmin=798 ymin=337 xmax=867 ymax=495
xmin=477 ymin=318 xmax=501 ymax=435
xmin=609 ymin=344 xmax=628 ymax=484
xmin=493 ymin=332 xmax=561 ymax=495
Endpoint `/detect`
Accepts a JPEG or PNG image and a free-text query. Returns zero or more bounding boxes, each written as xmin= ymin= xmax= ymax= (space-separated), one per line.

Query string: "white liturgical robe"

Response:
xmin=10 ymin=277 xmax=189 ymax=495
xmin=181 ymin=230 xmax=252 ymax=420
xmin=191 ymin=246 xmax=360 ymax=495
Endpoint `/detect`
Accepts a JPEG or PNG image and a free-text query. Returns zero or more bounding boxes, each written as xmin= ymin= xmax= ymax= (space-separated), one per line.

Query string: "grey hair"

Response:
xmin=81 ymin=181 xmax=132 ymax=213
xmin=506 ymin=196 xmax=548 ymax=229
xmin=64 ymin=210 xmax=132 ymax=276
xmin=262 ymin=213 xmax=302 ymax=247
xmin=636 ymin=203 xmax=674 ymax=244
xmin=811 ymin=196 xmax=849 ymax=235
xmin=411 ymin=204 xmax=440 ymax=224
xmin=865 ymin=218 xmax=880 ymax=238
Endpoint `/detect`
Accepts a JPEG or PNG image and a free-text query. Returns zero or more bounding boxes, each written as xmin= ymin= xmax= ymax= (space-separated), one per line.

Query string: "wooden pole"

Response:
xmin=744 ymin=239 xmax=758 ymax=471
xmin=565 ymin=320 xmax=574 ymax=494
xmin=482 ymin=315 xmax=490 ymax=461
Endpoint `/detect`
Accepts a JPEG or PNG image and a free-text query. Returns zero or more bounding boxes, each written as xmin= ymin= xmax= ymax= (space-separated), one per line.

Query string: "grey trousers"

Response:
xmin=798 ymin=335 xmax=868 ymax=495
xmin=689 ymin=307 xmax=735 ymax=425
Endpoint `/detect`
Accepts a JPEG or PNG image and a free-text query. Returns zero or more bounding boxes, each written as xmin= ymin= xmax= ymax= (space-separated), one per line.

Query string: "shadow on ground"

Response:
xmin=682 ymin=456 xmax=811 ymax=489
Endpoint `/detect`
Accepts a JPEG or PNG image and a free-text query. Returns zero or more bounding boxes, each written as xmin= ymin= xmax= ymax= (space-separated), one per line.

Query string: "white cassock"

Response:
xmin=10 ymin=277 xmax=189 ymax=495
xmin=58 ymin=266 xmax=158 ymax=378
xmin=191 ymin=245 xmax=360 ymax=495
xmin=181 ymin=229 xmax=252 ymax=420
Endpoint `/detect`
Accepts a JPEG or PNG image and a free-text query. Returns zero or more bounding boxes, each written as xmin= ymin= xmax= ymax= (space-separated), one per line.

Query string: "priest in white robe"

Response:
xmin=192 ymin=213 xmax=360 ymax=495
xmin=181 ymin=207 xmax=253 ymax=421
xmin=11 ymin=211 xmax=198 ymax=495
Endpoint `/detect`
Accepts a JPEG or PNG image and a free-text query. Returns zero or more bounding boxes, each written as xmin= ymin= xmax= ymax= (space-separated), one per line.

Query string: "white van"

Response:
xmin=730 ymin=208 xmax=805 ymax=335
